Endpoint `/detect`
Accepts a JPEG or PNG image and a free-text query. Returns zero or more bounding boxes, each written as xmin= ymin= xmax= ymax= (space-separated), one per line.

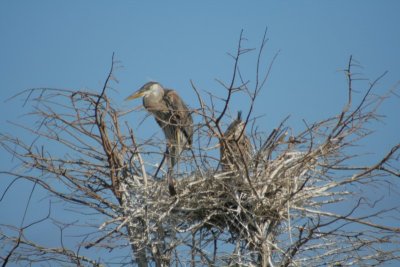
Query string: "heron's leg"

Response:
xmin=153 ymin=146 xmax=168 ymax=178
xmin=170 ymin=145 xmax=177 ymax=170
xmin=167 ymin=145 xmax=177 ymax=196
xmin=173 ymin=131 xmax=182 ymax=174
xmin=167 ymin=172 xmax=176 ymax=196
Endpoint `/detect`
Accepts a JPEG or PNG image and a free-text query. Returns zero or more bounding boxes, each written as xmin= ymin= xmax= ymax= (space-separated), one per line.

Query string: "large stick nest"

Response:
xmin=126 ymin=146 xmax=317 ymax=242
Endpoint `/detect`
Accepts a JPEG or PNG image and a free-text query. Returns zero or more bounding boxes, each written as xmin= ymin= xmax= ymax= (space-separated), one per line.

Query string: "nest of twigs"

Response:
xmin=140 ymin=149 xmax=314 ymax=240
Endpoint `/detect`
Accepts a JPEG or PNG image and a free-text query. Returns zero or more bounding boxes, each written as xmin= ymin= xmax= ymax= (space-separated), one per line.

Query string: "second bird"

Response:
xmin=220 ymin=111 xmax=252 ymax=172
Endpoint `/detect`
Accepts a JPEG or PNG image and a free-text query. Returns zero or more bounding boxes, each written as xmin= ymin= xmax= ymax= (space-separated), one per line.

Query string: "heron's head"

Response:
xmin=225 ymin=111 xmax=246 ymax=140
xmin=125 ymin=81 xmax=163 ymax=101
xmin=232 ymin=122 xmax=246 ymax=140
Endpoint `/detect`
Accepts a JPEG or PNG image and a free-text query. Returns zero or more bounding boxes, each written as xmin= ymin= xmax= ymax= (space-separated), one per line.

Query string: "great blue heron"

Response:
xmin=125 ymin=81 xmax=193 ymax=195
xmin=220 ymin=111 xmax=252 ymax=172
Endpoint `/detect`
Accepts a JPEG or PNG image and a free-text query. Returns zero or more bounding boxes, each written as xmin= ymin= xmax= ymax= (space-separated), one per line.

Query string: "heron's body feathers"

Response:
xmin=126 ymin=82 xmax=194 ymax=195
xmin=220 ymin=111 xmax=252 ymax=172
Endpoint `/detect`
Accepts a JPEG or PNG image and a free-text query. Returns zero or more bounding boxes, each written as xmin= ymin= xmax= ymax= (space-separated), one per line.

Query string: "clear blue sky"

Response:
xmin=0 ymin=0 xmax=399 ymax=264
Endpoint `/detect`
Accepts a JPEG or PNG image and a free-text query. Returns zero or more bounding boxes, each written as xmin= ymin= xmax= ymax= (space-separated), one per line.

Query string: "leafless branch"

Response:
xmin=1 ymin=32 xmax=399 ymax=267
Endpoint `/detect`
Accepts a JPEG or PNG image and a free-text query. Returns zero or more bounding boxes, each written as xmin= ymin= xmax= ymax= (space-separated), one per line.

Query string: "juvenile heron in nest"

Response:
xmin=220 ymin=111 xmax=252 ymax=172
xmin=126 ymin=82 xmax=193 ymax=195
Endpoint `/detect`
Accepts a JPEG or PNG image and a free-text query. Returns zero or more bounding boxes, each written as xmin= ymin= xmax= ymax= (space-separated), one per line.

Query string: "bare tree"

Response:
xmin=1 ymin=31 xmax=399 ymax=267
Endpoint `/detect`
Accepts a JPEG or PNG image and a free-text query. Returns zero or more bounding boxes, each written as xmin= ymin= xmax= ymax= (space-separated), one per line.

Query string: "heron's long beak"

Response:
xmin=125 ymin=90 xmax=145 ymax=101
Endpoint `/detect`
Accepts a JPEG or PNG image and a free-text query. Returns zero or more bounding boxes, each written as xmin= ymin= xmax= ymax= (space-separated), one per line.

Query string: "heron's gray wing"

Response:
xmin=164 ymin=89 xmax=193 ymax=146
